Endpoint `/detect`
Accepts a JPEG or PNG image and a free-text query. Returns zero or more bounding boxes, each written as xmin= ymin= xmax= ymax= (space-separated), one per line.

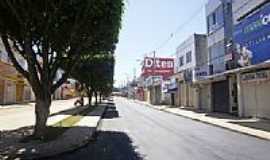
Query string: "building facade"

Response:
xmin=0 ymin=39 xmax=35 ymax=105
xmin=174 ymin=34 xmax=208 ymax=109
xmin=141 ymin=57 xmax=174 ymax=105
xmin=205 ymin=0 xmax=239 ymax=114
xmin=232 ymin=0 xmax=270 ymax=119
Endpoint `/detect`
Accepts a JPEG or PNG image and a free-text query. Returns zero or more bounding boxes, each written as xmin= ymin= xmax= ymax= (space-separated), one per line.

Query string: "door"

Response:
xmin=171 ymin=93 xmax=175 ymax=106
xmin=16 ymin=84 xmax=24 ymax=103
xmin=199 ymin=86 xmax=209 ymax=111
xmin=0 ymin=80 xmax=4 ymax=104
xmin=212 ymin=80 xmax=230 ymax=113
xmin=6 ymin=81 xmax=16 ymax=104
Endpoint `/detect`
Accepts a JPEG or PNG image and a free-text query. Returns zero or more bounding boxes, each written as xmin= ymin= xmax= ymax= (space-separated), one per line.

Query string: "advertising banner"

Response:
xmin=195 ymin=65 xmax=209 ymax=81
xmin=141 ymin=57 xmax=174 ymax=79
xmin=234 ymin=3 xmax=270 ymax=66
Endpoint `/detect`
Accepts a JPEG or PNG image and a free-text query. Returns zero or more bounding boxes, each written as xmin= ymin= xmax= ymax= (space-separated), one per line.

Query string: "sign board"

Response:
xmin=167 ymin=78 xmax=178 ymax=92
xmin=241 ymin=70 xmax=270 ymax=83
xmin=234 ymin=3 xmax=270 ymax=66
xmin=144 ymin=76 xmax=162 ymax=87
xmin=141 ymin=57 xmax=174 ymax=79
xmin=195 ymin=65 xmax=209 ymax=81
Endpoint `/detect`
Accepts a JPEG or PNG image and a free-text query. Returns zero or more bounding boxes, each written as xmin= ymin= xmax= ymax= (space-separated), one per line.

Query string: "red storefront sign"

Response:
xmin=141 ymin=57 xmax=174 ymax=79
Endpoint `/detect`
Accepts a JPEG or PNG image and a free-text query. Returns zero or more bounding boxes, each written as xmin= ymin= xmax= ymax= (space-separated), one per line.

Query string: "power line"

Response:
xmin=143 ymin=0 xmax=207 ymax=58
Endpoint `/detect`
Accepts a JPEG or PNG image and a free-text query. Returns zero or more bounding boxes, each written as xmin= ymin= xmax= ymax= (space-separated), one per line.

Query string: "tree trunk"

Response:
xmin=34 ymin=97 xmax=51 ymax=139
xmin=99 ymin=92 xmax=102 ymax=104
xmin=88 ymin=90 xmax=93 ymax=106
xmin=95 ymin=91 xmax=98 ymax=105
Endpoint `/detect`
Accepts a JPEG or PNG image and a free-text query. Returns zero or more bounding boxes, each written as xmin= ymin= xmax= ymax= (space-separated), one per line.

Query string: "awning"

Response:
xmin=194 ymin=61 xmax=270 ymax=84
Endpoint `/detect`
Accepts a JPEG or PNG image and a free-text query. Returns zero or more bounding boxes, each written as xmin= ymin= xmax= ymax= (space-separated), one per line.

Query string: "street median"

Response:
xmin=0 ymin=103 xmax=109 ymax=160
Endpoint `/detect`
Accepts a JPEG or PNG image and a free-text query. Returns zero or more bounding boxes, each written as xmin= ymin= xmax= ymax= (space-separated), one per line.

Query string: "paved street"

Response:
xmin=48 ymin=97 xmax=270 ymax=160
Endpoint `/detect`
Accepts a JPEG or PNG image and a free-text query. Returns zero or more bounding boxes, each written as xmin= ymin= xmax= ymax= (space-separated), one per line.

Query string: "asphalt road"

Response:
xmin=49 ymin=97 xmax=270 ymax=160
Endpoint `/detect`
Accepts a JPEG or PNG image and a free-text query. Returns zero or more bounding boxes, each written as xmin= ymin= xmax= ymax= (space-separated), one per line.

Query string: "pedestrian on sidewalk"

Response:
xmin=74 ymin=96 xmax=84 ymax=107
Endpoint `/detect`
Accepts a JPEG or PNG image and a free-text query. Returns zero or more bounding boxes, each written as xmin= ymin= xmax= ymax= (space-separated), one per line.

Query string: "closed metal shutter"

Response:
xmin=212 ymin=80 xmax=230 ymax=113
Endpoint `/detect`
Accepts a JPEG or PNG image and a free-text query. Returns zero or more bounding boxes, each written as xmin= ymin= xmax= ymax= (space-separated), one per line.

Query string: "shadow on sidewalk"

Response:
xmin=0 ymin=125 xmax=96 ymax=160
xmin=205 ymin=112 xmax=240 ymax=120
xmin=48 ymin=131 xmax=145 ymax=160
xmin=230 ymin=119 xmax=270 ymax=132
xmin=50 ymin=101 xmax=113 ymax=117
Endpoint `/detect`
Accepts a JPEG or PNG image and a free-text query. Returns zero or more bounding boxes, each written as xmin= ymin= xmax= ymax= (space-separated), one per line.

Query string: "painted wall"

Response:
xmin=234 ymin=2 xmax=270 ymax=66
xmin=242 ymin=80 xmax=270 ymax=119
xmin=176 ymin=35 xmax=196 ymax=72
xmin=206 ymin=0 xmax=233 ymax=74
xmin=176 ymin=34 xmax=208 ymax=81
xmin=232 ymin=0 xmax=269 ymax=24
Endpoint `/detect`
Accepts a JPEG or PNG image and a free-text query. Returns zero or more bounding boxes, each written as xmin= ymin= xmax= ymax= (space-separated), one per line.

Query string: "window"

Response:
xmin=212 ymin=12 xmax=216 ymax=25
xmin=179 ymin=56 xmax=184 ymax=67
xmin=186 ymin=51 xmax=192 ymax=63
xmin=207 ymin=5 xmax=224 ymax=34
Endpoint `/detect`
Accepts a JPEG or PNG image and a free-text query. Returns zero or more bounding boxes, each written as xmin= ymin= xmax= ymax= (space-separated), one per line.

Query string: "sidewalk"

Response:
xmin=0 ymin=98 xmax=86 ymax=130
xmin=134 ymin=100 xmax=270 ymax=141
xmin=0 ymin=103 xmax=109 ymax=160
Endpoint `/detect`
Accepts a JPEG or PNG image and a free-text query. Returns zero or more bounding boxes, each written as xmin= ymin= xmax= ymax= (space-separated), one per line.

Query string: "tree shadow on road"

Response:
xmin=49 ymin=130 xmax=145 ymax=160
xmin=102 ymin=104 xmax=119 ymax=119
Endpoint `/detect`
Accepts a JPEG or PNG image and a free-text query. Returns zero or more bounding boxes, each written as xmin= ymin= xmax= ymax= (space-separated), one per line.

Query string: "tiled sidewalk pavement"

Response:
xmin=0 ymin=98 xmax=89 ymax=130
xmin=134 ymin=99 xmax=270 ymax=141
xmin=0 ymin=103 xmax=108 ymax=160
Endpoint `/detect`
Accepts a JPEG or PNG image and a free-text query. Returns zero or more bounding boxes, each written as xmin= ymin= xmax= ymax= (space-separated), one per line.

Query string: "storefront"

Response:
xmin=234 ymin=2 xmax=270 ymax=118
xmin=144 ymin=76 xmax=163 ymax=105
xmin=175 ymin=69 xmax=198 ymax=108
xmin=239 ymin=69 xmax=270 ymax=119
xmin=167 ymin=78 xmax=178 ymax=106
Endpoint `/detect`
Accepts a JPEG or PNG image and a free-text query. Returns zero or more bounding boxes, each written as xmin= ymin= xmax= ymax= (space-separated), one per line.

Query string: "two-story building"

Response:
xmin=232 ymin=0 xmax=270 ymax=119
xmin=174 ymin=34 xmax=208 ymax=109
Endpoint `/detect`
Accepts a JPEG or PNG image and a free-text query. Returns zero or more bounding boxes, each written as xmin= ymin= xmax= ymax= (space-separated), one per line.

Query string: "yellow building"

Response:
xmin=0 ymin=41 xmax=34 ymax=105
xmin=0 ymin=59 xmax=34 ymax=104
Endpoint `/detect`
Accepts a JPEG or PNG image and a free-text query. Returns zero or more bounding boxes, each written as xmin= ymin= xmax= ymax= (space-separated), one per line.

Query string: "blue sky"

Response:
xmin=114 ymin=0 xmax=208 ymax=87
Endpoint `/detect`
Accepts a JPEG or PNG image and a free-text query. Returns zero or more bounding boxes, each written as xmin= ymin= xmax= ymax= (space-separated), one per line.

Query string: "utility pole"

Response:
xmin=153 ymin=50 xmax=156 ymax=77
xmin=133 ymin=67 xmax=136 ymax=81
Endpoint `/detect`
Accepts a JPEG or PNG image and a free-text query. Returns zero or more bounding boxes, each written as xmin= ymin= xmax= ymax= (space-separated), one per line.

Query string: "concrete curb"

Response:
xmin=1 ymin=105 xmax=108 ymax=160
xmin=133 ymin=100 xmax=270 ymax=141
xmin=31 ymin=105 xmax=107 ymax=160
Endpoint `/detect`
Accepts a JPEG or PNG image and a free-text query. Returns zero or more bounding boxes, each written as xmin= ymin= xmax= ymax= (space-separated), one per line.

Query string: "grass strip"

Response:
xmin=44 ymin=106 xmax=96 ymax=141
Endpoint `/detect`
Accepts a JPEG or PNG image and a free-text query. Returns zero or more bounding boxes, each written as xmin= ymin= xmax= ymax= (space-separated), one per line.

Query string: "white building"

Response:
xmin=174 ymin=34 xmax=208 ymax=109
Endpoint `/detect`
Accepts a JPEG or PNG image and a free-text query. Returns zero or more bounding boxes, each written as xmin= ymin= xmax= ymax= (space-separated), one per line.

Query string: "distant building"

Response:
xmin=140 ymin=57 xmax=174 ymax=105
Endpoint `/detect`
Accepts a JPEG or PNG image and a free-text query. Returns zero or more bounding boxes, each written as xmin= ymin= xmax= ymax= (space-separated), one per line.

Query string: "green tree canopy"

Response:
xmin=0 ymin=0 xmax=123 ymax=138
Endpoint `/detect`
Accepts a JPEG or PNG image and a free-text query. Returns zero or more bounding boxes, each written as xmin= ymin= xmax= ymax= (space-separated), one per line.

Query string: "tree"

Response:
xmin=0 ymin=0 xmax=123 ymax=138
xmin=71 ymin=53 xmax=114 ymax=106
